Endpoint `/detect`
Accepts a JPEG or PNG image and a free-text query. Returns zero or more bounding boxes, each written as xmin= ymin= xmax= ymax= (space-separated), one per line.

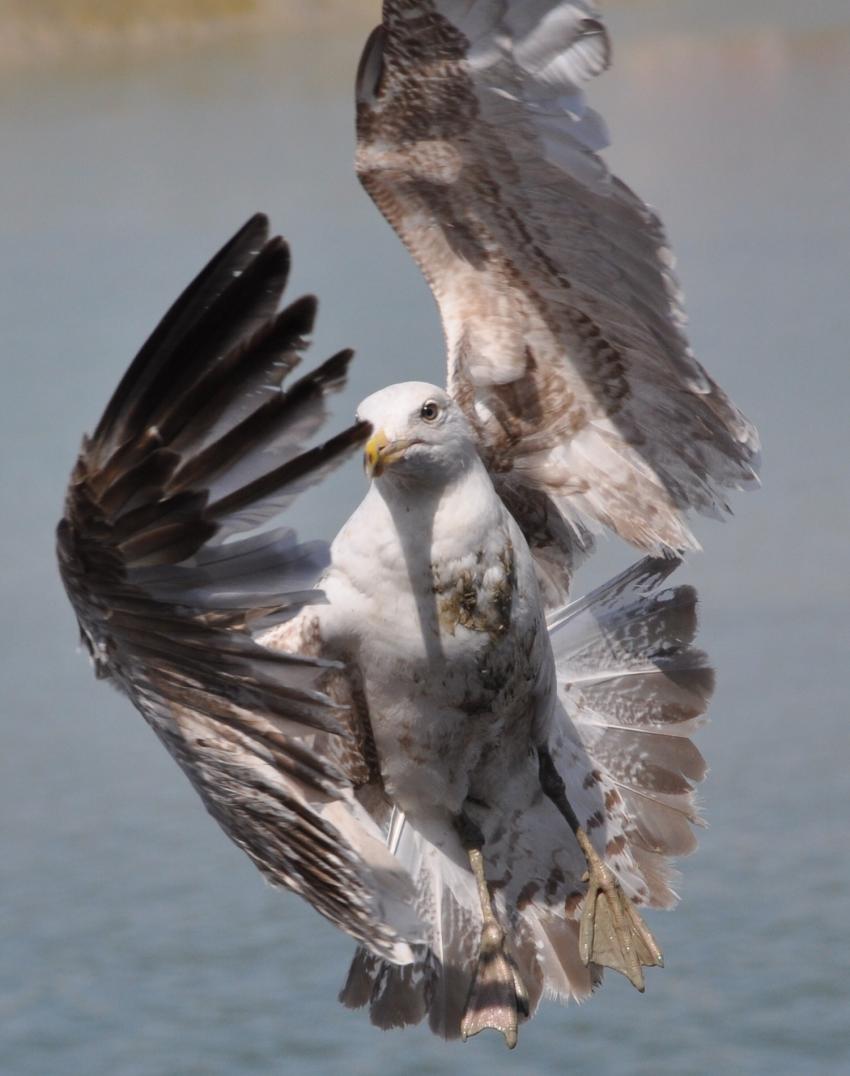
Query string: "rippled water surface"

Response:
xmin=2 ymin=2 xmax=849 ymax=1073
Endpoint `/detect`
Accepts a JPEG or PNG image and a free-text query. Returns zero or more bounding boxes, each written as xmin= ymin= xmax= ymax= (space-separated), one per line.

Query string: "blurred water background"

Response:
xmin=2 ymin=1 xmax=849 ymax=1073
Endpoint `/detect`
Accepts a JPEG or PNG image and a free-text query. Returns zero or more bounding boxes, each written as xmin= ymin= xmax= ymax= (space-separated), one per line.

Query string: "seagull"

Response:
xmin=58 ymin=1 xmax=758 ymax=1049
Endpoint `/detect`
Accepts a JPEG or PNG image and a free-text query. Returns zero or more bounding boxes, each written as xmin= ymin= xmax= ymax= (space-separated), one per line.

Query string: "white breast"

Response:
xmin=319 ymin=459 xmax=556 ymax=819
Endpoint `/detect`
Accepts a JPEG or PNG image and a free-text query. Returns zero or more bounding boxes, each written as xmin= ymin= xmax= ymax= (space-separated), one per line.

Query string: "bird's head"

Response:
xmin=356 ymin=382 xmax=478 ymax=487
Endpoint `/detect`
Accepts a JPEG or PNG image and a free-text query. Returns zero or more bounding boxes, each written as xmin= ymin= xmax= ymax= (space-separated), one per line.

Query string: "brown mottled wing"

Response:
xmin=57 ymin=216 xmax=420 ymax=961
xmin=357 ymin=1 xmax=759 ymax=601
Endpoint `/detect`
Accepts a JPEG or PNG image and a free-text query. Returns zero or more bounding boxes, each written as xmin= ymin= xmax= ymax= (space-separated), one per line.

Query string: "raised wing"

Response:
xmin=356 ymin=0 xmax=760 ymax=599
xmin=57 ymin=215 xmax=421 ymax=961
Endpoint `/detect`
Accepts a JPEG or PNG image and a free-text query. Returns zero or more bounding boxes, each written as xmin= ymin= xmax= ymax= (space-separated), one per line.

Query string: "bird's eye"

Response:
xmin=420 ymin=400 xmax=441 ymax=423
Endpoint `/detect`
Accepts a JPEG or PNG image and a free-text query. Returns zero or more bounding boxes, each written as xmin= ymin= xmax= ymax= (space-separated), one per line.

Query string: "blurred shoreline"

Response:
xmin=2 ymin=0 xmax=848 ymax=74
xmin=0 ymin=1 xmax=378 ymax=70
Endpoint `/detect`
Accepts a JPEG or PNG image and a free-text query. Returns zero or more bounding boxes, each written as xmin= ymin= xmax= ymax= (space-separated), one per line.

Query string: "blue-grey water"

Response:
xmin=2 ymin=2 xmax=849 ymax=1074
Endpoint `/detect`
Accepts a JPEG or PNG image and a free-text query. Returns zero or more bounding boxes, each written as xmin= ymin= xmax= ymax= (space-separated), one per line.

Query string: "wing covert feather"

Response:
xmin=551 ymin=558 xmax=713 ymax=905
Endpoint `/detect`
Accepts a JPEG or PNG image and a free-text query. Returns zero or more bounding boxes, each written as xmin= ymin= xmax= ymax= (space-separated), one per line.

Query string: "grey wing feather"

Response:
xmin=57 ymin=216 xmax=421 ymax=961
xmin=357 ymin=1 xmax=759 ymax=601
xmin=551 ymin=557 xmax=713 ymax=905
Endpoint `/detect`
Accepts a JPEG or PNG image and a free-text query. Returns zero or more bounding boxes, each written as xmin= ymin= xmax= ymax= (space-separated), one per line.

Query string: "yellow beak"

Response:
xmin=364 ymin=429 xmax=410 ymax=479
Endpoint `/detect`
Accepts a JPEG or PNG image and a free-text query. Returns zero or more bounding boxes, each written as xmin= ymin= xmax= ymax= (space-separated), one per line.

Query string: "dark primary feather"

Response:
xmin=357 ymin=1 xmax=760 ymax=602
xmin=93 ymin=214 xmax=274 ymax=455
xmin=57 ymin=217 xmax=418 ymax=961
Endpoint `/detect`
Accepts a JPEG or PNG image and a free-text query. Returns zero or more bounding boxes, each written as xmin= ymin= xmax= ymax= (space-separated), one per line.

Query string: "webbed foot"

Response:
xmin=577 ymin=831 xmax=663 ymax=991
xmin=461 ymin=920 xmax=528 ymax=1049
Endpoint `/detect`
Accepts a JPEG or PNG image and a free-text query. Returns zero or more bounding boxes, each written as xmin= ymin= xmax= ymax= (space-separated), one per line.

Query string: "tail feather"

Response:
xmin=523 ymin=913 xmax=599 ymax=1003
xmin=631 ymin=845 xmax=682 ymax=908
xmin=340 ymin=822 xmax=479 ymax=1038
xmin=340 ymin=813 xmax=601 ymax=1036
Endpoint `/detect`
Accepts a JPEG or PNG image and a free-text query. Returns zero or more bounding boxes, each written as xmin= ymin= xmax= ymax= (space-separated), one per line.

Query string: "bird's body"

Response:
xmin=284 ymin=391 xmax=551 ymax=823
xmin=260 ymin=383 xmax=683 ymax=1037
xmin=327 ymin=494 xmax=543 ymax=821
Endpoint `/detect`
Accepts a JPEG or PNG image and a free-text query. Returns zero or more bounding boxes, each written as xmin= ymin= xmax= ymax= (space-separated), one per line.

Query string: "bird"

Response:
xmin=57 ymin=0 xmax=758 ymax=1049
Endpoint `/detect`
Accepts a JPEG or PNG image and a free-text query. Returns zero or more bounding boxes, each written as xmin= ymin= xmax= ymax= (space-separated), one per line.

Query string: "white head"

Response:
xmin=356 ymin=381 xmax=478 ymax=487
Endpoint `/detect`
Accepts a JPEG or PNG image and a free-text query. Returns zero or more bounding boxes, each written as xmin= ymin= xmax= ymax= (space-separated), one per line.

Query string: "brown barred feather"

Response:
xmin=357 ymin=1 xmax=759 ymax=604
xmin=57 ymin=217 xmax=419 ymax=963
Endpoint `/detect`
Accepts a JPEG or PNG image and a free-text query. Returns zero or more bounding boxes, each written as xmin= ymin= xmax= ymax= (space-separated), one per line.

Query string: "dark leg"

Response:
xmin=456 ymin=813 xmax=527 ymax=1049
xmin=538 ymin=745 xmax=663 ymax=992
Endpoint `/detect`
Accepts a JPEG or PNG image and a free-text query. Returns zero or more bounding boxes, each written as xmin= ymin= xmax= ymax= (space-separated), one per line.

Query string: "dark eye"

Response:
xmin=420 ymin=400 xmax=441 ymax=423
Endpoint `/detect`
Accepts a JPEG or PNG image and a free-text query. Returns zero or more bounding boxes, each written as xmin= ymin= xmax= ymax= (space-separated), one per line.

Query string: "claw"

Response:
xmin=577 ymin=833 xmax=663 ymax=991
xmin=461 ymin=921 xmax=523 ymax=1049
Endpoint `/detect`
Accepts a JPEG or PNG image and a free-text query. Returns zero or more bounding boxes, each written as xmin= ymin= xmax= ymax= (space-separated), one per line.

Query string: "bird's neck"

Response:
xmin=372 ymin=453 xmax=504 ymax=555
xmin=323 ymin=454 xmax=515 ymax=656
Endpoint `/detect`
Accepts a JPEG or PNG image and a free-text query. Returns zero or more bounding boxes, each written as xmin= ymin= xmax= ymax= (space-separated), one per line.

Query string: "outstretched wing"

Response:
xmin=356 ymin=0 xmax=759 ymax=600
xmin=57 ymin=215 xmax=421 ymax=961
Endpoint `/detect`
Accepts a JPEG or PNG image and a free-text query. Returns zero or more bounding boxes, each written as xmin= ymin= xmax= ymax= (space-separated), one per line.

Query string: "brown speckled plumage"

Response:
xmin=357 ymin=1 xmax=760 ymax=603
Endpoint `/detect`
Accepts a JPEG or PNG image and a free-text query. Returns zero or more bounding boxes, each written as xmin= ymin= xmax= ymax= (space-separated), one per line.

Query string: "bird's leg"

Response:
xmin=538 ymin=745 xmax=664 ymax=992
xmin=456 ymin=813 xmax=528 ymax=1049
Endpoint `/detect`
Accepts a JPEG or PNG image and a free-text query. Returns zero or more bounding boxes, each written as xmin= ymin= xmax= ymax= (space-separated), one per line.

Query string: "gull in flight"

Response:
xmin=58 ymin=1 xmax=758 ymax=1048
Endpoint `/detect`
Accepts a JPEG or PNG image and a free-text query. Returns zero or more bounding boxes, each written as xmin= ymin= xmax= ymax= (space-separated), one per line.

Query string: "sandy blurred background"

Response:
xmin=1 ymin=0 xmax=845 ymax=67
xmin=1 ymin=0 xmax=368 ymax=68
